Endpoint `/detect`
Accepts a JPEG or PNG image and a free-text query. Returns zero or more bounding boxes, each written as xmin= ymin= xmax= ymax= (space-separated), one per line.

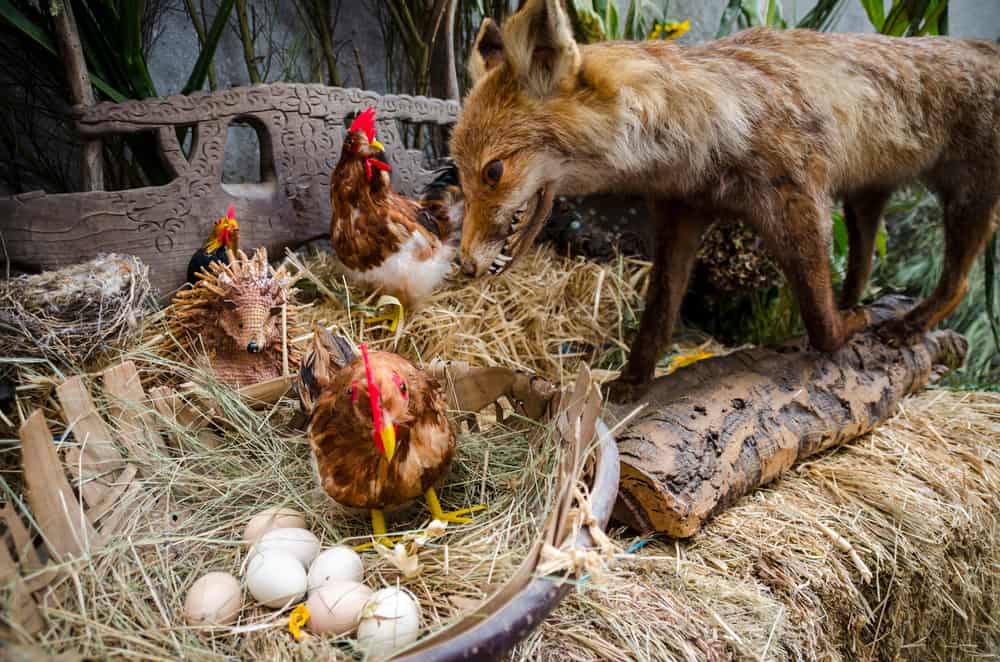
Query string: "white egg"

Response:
xmin=305 ymin=580 xmax=373 ymax=635
xmin=183 ymin=571 xmax=242 ymax=625
xmin=253 ymin=528 xmax=320 ymax=568
xmin=307 ymin=546 xmax=364 ymax=591
xmin=245 ymin=551 xmax=307 ymax=609
xmin=357 ymin=587 xmax=422 ymax=658
xmin=243 ymin=507 xmax=306 ymax=544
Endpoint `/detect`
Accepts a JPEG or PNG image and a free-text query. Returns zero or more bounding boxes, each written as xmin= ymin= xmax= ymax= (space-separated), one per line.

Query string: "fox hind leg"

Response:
xmin=881 ymin=191 xmax=1000 ymax=346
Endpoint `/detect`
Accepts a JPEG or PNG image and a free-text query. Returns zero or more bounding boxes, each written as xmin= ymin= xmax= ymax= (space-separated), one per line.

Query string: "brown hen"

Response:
xmin=329 ymin=107 xmax=463 ymax=317
xmin=297 ymin=326 xmax=481 ymax=544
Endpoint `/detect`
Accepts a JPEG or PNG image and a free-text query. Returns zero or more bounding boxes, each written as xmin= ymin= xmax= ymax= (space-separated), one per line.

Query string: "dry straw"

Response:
xmin=3 ymin=246 xmax=998 ymax=660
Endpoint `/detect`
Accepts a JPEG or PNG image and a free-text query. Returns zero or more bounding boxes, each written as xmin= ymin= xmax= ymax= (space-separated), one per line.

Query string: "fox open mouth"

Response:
xmin=488 ymin=189 xmax=548 ymax=276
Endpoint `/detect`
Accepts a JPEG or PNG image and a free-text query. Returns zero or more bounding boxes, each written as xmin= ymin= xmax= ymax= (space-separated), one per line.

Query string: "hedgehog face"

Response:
xmin=219 ymin=289 xmax=285 ymax=353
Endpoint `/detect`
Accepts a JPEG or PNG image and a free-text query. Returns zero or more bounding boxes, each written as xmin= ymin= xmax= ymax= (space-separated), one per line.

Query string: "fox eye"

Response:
xmin=270 ymin=306 xmax=283 ymax=316
xmin=483 ymin=160 xmax=503 ymax=187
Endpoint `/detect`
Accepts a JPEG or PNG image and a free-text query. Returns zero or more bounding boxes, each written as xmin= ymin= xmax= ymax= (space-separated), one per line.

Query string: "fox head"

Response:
xmin=451 ymin=0 xmax=595 ymax=277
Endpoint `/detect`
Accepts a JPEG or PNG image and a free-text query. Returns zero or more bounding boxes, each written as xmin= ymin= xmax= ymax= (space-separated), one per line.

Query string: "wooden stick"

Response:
xmin=51 ymin=0 xmax=103 ymax=191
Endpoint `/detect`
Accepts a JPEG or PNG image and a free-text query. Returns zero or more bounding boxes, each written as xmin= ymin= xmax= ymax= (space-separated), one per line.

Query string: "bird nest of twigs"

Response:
xmin=0 ymin=254 xmax=156 ymax=373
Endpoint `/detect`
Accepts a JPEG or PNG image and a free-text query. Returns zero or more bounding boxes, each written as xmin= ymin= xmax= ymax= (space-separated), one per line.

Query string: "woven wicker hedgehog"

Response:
xmin=167 ymin=248 xmax=303 ymax=386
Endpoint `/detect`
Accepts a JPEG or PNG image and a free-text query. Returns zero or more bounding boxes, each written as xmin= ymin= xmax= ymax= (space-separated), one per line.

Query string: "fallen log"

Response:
xmin=609 ymin=295 xmax=968 ymax=537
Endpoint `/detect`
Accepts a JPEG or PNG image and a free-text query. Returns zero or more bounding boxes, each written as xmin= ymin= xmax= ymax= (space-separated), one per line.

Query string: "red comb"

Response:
xmin=227 ymin=204 xmax=235 ymax=220
xmin=360 ymin=344 xmax=385 ymax=454
xmin=349 ymin=107 xmax=377 ymax=144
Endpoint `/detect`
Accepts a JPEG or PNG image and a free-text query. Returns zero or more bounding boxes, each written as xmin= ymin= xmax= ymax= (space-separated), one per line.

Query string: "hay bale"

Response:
xmin=0 ymin=254 xmax=155 ymax=370
xmin=523 ymin=390 xmax=1000 ymax=660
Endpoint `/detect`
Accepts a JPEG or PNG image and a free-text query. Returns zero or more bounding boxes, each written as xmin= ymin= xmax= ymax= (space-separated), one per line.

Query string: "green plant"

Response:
xmin=717 ymin=0 xmax=852 ymax=37
xmin=859 ymin=0 xmax=948 ymax=36
xmin=0 ymin=0 xmax=234 ymax=188
xmin=567 ymin=0 xmax=688 ymax=43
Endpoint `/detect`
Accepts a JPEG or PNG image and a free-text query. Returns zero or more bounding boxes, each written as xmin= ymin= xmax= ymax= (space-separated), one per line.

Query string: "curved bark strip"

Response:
xmin=610 ymin=296 xmax=969 ymax=537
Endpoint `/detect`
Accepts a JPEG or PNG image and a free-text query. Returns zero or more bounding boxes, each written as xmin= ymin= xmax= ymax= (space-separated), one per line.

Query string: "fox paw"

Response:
xmin=876 ymin=317 xmax=925 ymax=348
xmin=604 ymin=376 xmax=651 ymax=404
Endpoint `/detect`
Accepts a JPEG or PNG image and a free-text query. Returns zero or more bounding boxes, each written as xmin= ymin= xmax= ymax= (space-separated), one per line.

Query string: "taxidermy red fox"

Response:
xmin=450 ymin=0 xmax=1000 ymax=402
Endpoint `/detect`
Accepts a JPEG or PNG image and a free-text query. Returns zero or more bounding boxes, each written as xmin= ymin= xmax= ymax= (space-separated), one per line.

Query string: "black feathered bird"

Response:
xmin=187 ymin=205 xmax=240 ymax=284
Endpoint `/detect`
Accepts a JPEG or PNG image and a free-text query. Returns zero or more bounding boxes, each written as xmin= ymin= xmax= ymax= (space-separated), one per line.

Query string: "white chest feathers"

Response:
xmin=335 ymin=232 xmax=455 ymax=306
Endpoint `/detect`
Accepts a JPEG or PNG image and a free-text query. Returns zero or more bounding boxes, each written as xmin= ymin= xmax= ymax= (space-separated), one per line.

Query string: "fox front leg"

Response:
xmin=759 ymin=188 xmax=870 ymax=353
xmin=607 ymin=201 xmax=712 ymax=404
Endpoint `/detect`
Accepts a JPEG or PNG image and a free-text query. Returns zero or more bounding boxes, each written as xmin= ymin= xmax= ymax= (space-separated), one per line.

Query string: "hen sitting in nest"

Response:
xmin=297 ymin=325 xmax=483 ymax=546
xmin=167 ymin=248 xmax=304 ymax=387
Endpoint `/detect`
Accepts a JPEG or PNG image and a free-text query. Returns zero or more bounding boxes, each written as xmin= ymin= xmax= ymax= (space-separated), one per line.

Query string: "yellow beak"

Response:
xmin=379 ymin=421 xmax=396 ymax=462
xmin=370 ymin=139 xmax=384 ymax=152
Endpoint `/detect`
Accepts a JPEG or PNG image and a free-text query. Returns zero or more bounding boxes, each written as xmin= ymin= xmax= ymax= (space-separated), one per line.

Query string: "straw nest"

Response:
xmin=4 ymin=245 xmax=998 ymax=660
xmin=3 ymin=350 xmax=563 ymax=661
xmin=0 ymin=254 xmax=155 ymax=371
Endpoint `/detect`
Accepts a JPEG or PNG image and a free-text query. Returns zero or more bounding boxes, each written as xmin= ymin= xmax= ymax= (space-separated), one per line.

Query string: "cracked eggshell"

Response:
xmin=307 ymin=546 xmax=364 ymax=590
xmin=184 ymin=571 xmax=243 ymax=625
xmin=357 ymin=587 xmax=422 ymax=658
xmin=245 ymin=551 xmax=307 ymax=609
xmin=243 ymin=508 xmax=306 ymax=544
xmin=305 ymin=580 xmax=373 ymax=635
xmin=253 ymin=527 xmax=320 ymax=568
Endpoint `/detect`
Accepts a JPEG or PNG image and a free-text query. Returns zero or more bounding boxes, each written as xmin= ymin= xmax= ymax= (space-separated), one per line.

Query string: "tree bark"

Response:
xmin=609 ymin=296 xmax=969 ymax=537
xmin=51 ymin=0 xmax=104 ymax=191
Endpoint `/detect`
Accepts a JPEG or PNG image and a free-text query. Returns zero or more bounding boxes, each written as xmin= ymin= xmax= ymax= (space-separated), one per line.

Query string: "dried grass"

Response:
xmin=522 ymin=389 xmax=1000 ymax=661
xmin=293 ymin=245 xmax=656 ymax=388
xmin=4 ymin=350 xmax=562 ymax=661
xmin=3 ymin=246 xmax=998 ymax=661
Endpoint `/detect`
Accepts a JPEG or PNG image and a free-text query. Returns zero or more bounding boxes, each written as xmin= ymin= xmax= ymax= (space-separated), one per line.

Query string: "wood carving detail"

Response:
xmin=0 ymin=84 xmax=459 ymax=298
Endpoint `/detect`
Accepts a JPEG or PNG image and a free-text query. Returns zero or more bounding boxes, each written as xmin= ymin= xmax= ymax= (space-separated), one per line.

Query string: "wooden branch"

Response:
xmin=609 ymin=296 xmax=969 ymax=537
xmin=235 ymin=0 xmax=261 ymax=84
xmin=51 ymin=0 xmax=104 ymax=191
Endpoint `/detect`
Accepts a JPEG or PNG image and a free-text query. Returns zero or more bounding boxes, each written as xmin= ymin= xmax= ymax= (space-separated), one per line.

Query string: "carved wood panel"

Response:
xmin=0 ymin=84 xmax=459 ymax=298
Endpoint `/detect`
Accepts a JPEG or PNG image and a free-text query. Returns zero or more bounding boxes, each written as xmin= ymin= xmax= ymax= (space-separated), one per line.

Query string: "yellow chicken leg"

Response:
xmin=425 ymin=488 xmax=485 ymax=524
xmin=353 ymin=509 xmax=400 ymax=551
xmin=363 ymin=297 xmax=404 ymax=333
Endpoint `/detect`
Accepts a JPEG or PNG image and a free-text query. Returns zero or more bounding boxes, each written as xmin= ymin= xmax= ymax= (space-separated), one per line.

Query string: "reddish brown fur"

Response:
xmin=451 ymin=0 xmax=1000 ymax=401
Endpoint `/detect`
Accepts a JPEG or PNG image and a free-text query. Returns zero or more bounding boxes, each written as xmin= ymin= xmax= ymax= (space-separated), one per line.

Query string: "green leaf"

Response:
xmin=624 ymin=0 xmax=639 ymax=40
xmin=716 ymin=0 xmax=744 ymax=37
xmin=875 ymin=225 xmax=888 ymax=260
xmin=765 ymin=0 xmax=786 ymax=28
xmin=986 ymin=234 xmax=1000 ymax=353
xmin=0 ymin=0 xmax=126 ymax=101
xmin=182 ymin=0 xmax=236 ymax=94
xmin=858 ymin=0 xmax=885 ymax=31
xmin=831 ymin=211 xmax=849 ymax=259
xmin=605 ymin=0 xmax=619 ymax=39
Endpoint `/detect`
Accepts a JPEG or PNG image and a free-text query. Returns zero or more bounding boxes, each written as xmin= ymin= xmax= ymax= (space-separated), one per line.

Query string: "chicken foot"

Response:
xmin=425 ymin=487 xmax=485 ymax=524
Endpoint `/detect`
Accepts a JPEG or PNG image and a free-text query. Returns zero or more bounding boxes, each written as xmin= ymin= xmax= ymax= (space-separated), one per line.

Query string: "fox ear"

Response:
xmin=503 ymin=0 xmax=580 ymax=97
xmin=468 ymin=18 xmax=505 ymax=83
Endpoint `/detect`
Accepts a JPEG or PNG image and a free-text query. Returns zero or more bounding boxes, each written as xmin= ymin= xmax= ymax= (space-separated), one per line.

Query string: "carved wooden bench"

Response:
xmin=0 ymin=84 xmax=459 ymax=297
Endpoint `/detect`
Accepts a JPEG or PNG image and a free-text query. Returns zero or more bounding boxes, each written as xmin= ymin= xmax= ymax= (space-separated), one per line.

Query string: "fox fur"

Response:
xmin=450 ymin=0 xmax=1000 ymax=401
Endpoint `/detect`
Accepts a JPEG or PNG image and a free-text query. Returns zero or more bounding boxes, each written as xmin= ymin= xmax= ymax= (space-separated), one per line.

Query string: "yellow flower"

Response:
xmin=648 ymin=23 xmax=663 ymax=40
xmin=663 ymin=19 xmax=690 ymax=40
xmin=288 ymin=603 xmax=310 ymax=641
xmin=667 ymin=346 xmax=714 ymax=374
